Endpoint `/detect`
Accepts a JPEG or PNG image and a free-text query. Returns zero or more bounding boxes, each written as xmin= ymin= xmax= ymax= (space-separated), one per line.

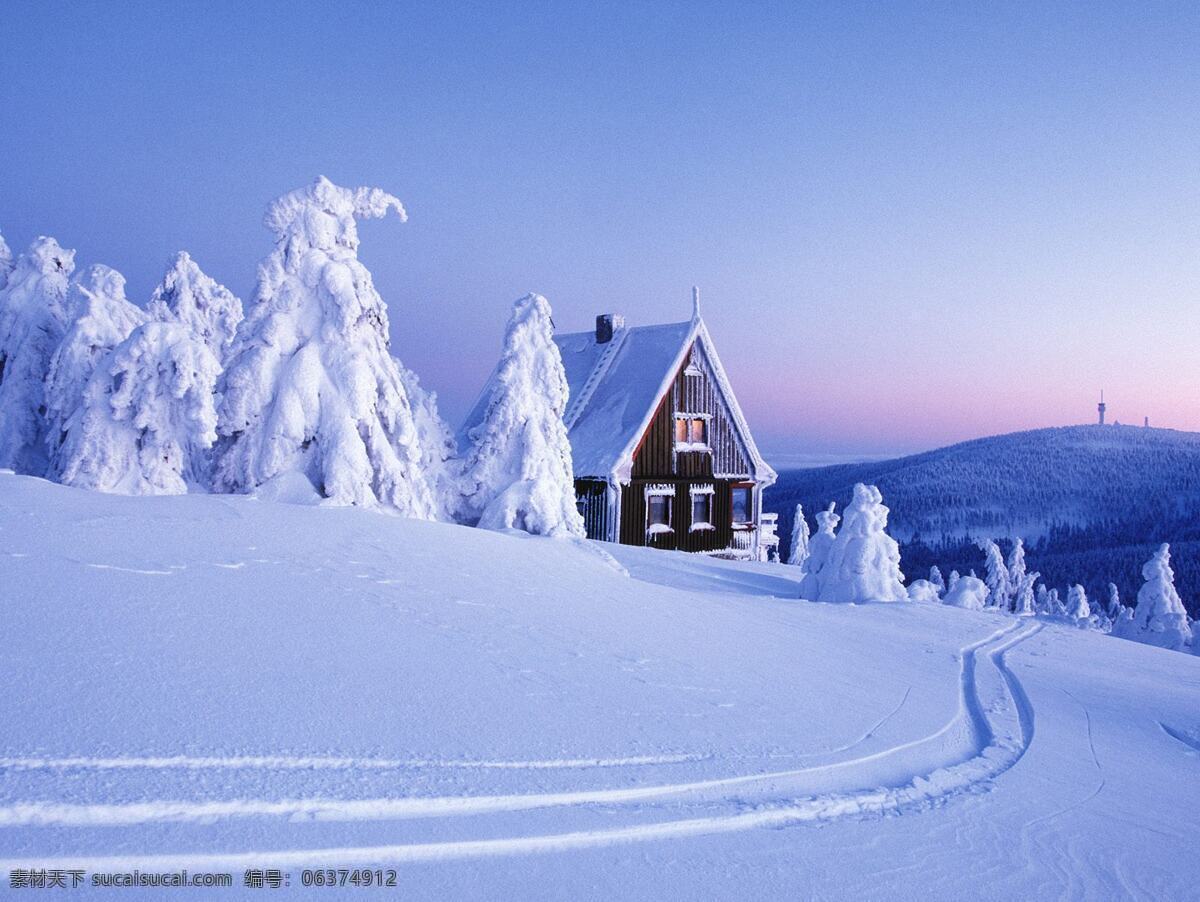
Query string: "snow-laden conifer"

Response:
xmin=0 ymin=231 xmax=13 ymax=290
xmin=947 ymin=569 xmax=961 ymax=592
xmin=980 ymin=539 xmax=1011 ymax=611
xmin=56 ymin=322 xmax=220 ymax=494
xmin=0 ymin=237 xmax=74 ymax=475
xmin=1007 ymin=538 xmax=1027 ymax=604
xmin=798 ymin=502 xmax=838 ymax=600
xmin=460 ymin=293 xmax=583 ymax=537
xmin=1116 ymin=544 xmax=1193 ymax=651
xmin=1066 ymin=584 xmax=1091 ymax=626
xmin=1106 ymin=583 xmax=1123 ymax=620
xmin=214 ymin=177 xmax=438 ymax=516
xmin=929 ymin=565 xmax=946 ymax=596
xmin=1012 ymin=570 xmax=1039 ymax=616
xmin=789 ymin=503 xmax=811 ymax=568
xmin=45 ymin=264 xmax=146 ymax=479
xmin=1045 ymin=587 xmax=1063 ymax=617
xmin=395 ymin=357 xmax=460 ymax=521
xmin=816 ymin=484 xmax=907 ymax=603
xmin=148 ymin=252 xmax=243 ymax=364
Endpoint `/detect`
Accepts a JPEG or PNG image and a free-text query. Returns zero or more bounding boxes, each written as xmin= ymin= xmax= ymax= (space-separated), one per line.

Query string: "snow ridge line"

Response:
xmin=0 ymin=753 xmax=705 ymax=773
xmin=0 ymin=622 xmax=1040 ymax=838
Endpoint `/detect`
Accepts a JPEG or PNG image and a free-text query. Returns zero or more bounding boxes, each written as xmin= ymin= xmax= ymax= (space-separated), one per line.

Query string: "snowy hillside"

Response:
xmin=3 ymin=472 xmax=1198 ymax=898
xmin=769 ymin=425 xmax=1200 ymax=615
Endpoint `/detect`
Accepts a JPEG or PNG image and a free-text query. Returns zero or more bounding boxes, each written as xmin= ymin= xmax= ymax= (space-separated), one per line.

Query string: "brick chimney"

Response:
xmin=595 ymin=313 xmax=625 ymax=344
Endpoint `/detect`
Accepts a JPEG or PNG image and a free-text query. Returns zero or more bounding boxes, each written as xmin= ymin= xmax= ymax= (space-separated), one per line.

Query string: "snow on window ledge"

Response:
xmin=647 ymin=523 xmax=675 ymax=536
xmin=644 ymin=483 xmax=676 ymax=497
xmin=674 ymin=442 xmax=712 ymax=453
xmin=689 ymin=484 xmax=715 ymax=496
xmin=689 ymin=522 xmax=716 ymax=532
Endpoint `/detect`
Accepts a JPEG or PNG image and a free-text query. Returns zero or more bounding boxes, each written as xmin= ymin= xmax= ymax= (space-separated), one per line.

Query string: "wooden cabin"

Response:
xmin=463 ymin=294 xmax=778 ymax=559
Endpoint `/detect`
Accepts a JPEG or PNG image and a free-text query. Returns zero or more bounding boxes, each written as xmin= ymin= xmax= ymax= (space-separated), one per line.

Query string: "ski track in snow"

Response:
xmin=0 ymin=753 xmax=706 ymax=772
xmin=84 ymin=563 xmax=177 ymax=576
xmin=0 ymin=620 xmax=1044 ymax=867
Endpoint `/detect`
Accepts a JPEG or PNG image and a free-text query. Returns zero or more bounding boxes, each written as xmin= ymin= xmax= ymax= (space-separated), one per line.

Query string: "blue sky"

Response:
xmin=2 ymin=1 xmax=1198 ymax=460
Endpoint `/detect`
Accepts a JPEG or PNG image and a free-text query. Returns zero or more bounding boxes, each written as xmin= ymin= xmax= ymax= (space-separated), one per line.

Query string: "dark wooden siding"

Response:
xmin=630 ymin=342 xmax=750 ymax=480
xmin=619 ymin=479 xmax=734 ymax=552
xmin=575 ymin=479 xmax=609 ymax=541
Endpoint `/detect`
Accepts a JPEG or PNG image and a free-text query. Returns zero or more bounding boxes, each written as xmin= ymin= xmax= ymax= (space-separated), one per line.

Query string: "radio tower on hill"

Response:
xmin=1098 ymin=391 xmax=1106 ymax=425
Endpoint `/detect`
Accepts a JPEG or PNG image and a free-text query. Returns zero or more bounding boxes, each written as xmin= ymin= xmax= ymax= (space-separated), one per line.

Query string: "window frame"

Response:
xmin=689 ymin=484 xmax=715 ymax=532
xmin=644 ymin=483 xmax=676 ymax=536
xmin=731 ymin=483 xmax=755 ymax=527
xmin=673 ymin=413 xmax=712 ymax=451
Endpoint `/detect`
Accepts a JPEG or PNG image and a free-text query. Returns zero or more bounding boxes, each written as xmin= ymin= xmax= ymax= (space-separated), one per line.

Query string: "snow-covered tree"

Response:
xmin=1044 ymin=587 xmax=1063 ymax=617
xmin=56 ymin=322 xmax=220 ymax=494
xmin=929 ymin=565 xmax=946 ymax=596
xmin=979 ymin=539 xmax=1011 ymax=611
xmin=459 ymin=293 xmax=583 ymax=537
xmin=148 ymin=252 xmax=243 ymax=364
xmin=214 ymin=177 xmax=438 ymax=516
xmin=907 ymin=579 xmax=941 ymax=603
xmin=1066 ymin=584 xmax=1091 ymax=626
xmin=1115 ymin=544 xmax=1193 ymax=651
xmin=0 ymin=236 xmax=74 ymax=475
xmin=1013 ymin=569 xmax=1040 ymax=616
xmin=816 ymin=483 xmax=907 ymax=604
xmin=789 ymin=503 xmax=811 ymax=568
xmin=395 ymin=356 xmax=460 ymax=521
xmin=945 ymin=575 xmax=989 ymax=610
xmin=1106 ymin=583 xmax=1123 ymax=621
xmin=1007 ymin=538 xmax=1028 ymax=603
xmin=947 ymin=569 xmax=961 ymax=592
xmin=798 ymin=502 xmax=839 ymax=599
xmin=0 ymin=231 xmax=13 ymax=290
xmin=45 ymin=264 xmax=146 ymax=479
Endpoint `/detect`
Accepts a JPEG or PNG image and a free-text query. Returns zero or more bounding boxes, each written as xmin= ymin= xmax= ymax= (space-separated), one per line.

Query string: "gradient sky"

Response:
xmin=2 ymin=1 xmax=1198 ymax=462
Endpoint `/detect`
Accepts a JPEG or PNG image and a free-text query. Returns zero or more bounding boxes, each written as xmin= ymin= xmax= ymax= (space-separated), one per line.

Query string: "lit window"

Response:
xmin=674 ymin=415 xmax=710 ymax=448
xmin=675 ymin=417 xmax=689 ymax=444
xmin=732 ymin=486 xmax=753 ymax=524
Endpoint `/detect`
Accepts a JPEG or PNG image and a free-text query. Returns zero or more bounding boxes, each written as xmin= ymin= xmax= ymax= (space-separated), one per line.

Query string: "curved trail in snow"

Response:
xmin=0 ymin=753 xmax=707 ymax=772
xmin=0 ymin=620 xmax=1043 ymax=867
xmin=0 ymin=622 xmax=1034 ymax=828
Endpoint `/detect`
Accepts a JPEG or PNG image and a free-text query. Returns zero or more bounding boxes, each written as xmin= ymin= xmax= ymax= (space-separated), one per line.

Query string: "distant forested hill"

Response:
xmin=766 ymin=425 xmax=1200 ymax=616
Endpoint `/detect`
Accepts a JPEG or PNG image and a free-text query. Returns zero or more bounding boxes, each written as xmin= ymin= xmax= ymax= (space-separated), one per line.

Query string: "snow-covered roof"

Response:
xmin=461 ymin=314 xmax=776 ymax=486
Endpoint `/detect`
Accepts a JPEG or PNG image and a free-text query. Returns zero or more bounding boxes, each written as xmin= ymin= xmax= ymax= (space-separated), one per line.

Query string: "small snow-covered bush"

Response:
xmin=907 ymin=578 xmax=941 ymax=604
xmin=816 ymin=483 xmax=907 ymax=604
xmin=944 ymin=575 xmax=989 ymax=610
xmin=460 ymin=293 xmax=583 ymax=538
xmin=0 ymin=236 xmax=74 ymax=475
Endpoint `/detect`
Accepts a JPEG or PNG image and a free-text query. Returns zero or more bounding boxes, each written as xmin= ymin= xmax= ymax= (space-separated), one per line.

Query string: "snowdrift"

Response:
xmin=2 ymin=472 xmax=1198 ymax=899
